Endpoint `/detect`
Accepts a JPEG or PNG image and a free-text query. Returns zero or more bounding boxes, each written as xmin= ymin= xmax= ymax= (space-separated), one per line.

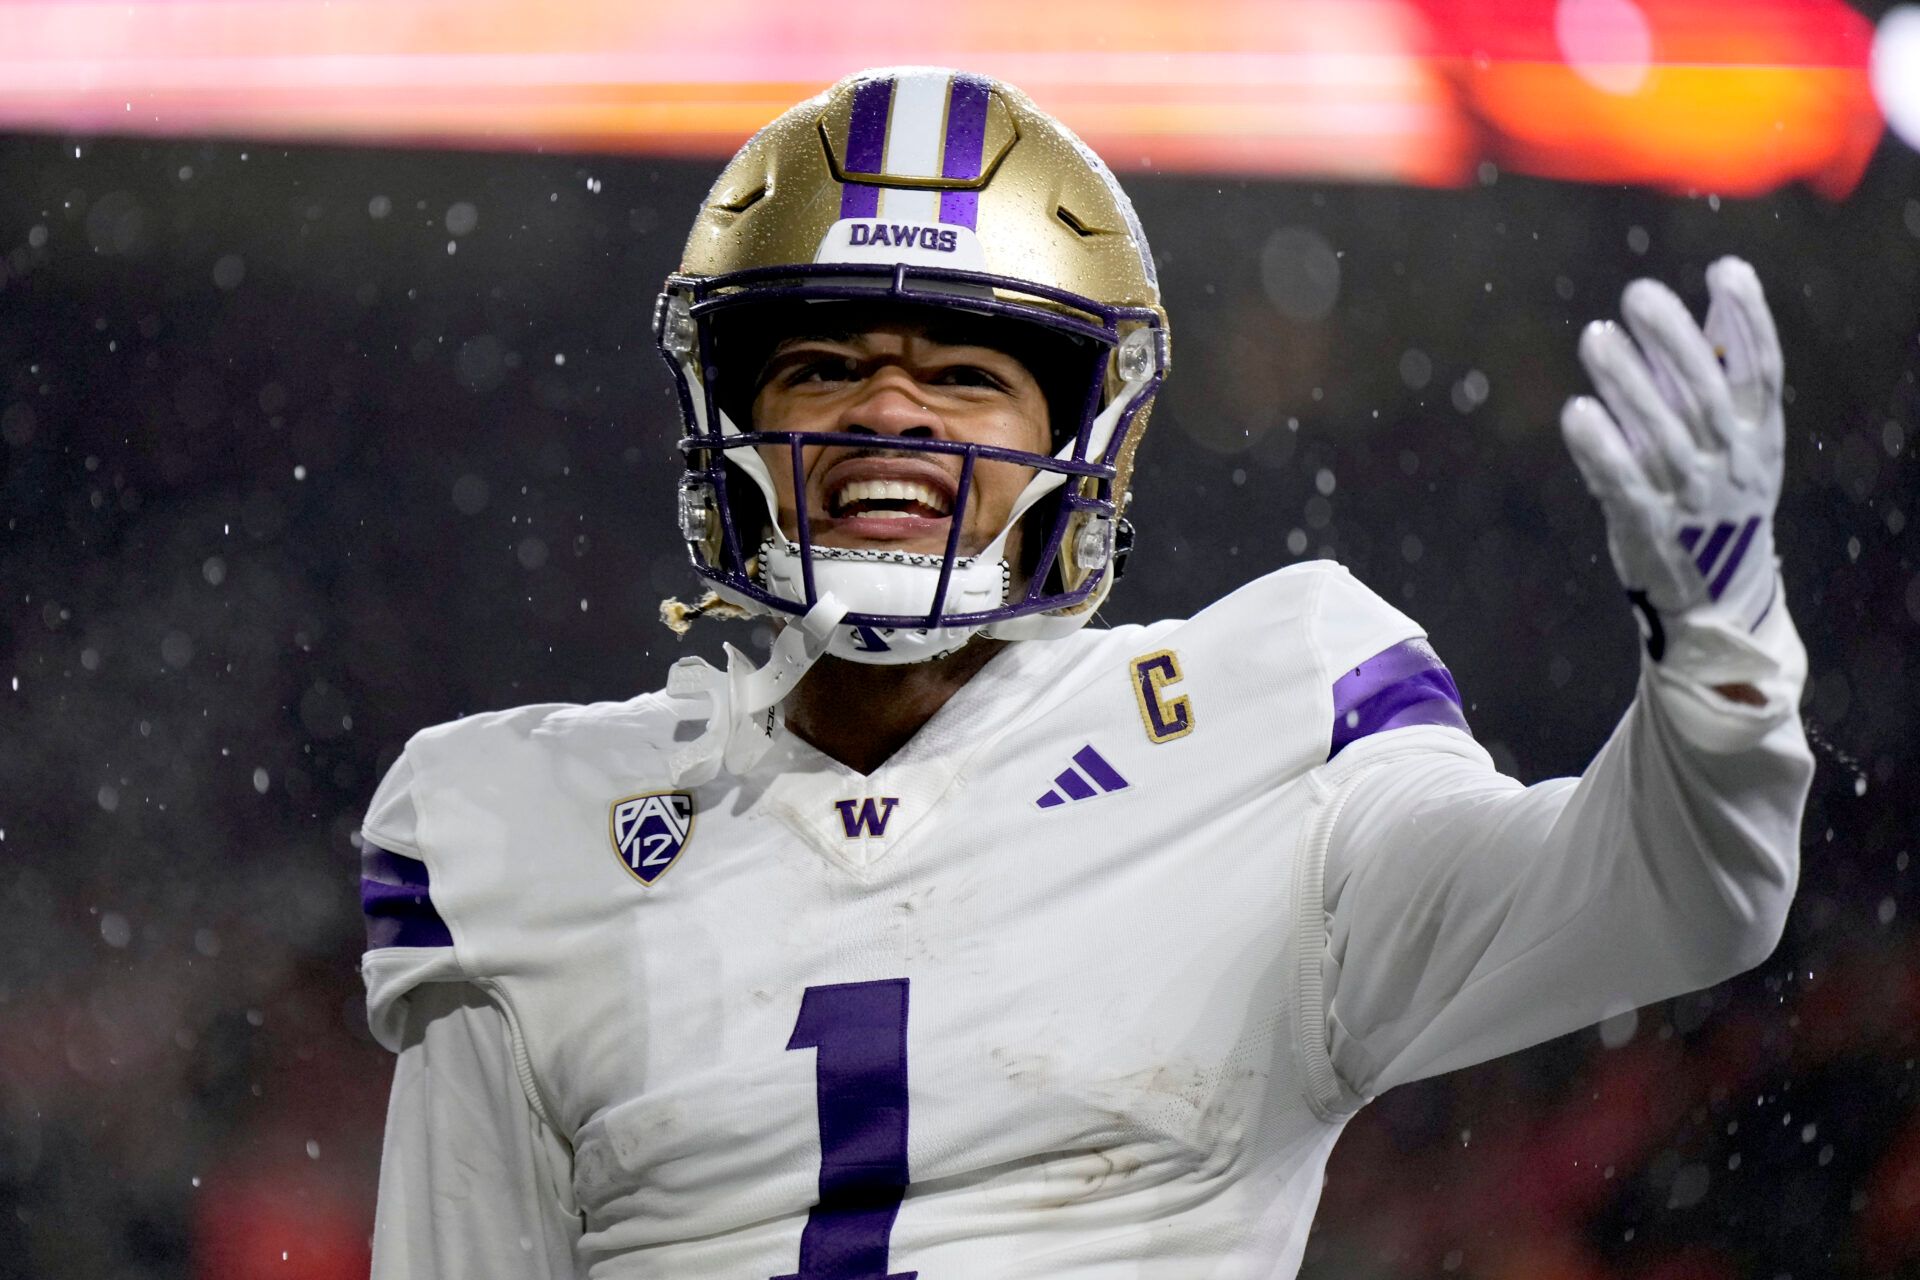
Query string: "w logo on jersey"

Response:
xmin=834 ymin=797 xmax=900 ymax=839
xmin=610 ymin=791 xmax=694 ymax=886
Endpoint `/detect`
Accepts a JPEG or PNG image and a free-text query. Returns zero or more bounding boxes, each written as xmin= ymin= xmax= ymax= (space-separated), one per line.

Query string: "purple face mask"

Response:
xmin=655 ymin=260 xmax=1166 ymax=634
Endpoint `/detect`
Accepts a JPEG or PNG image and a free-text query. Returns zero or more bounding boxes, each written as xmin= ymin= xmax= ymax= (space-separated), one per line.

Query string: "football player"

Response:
xmin=360 ymin=68 xmax=1810 ymax=1278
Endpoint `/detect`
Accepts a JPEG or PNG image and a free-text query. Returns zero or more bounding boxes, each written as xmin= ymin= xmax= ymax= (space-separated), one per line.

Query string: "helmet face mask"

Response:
xmin=656 ymin=68 xmax=1170 ymax=663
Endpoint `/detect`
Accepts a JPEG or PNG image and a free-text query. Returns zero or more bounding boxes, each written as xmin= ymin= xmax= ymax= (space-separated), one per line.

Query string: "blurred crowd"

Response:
xmin=1 ymin=126 xmax=1915 ymax=1279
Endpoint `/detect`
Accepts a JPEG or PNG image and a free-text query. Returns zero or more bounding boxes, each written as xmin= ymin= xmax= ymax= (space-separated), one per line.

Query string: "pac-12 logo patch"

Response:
xmin=610 ymin=791 xmax=694 ymax=886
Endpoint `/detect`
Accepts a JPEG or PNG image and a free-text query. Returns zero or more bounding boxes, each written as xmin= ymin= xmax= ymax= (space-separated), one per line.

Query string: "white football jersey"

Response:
xmin=362 ymin=562 xmax=1812 ymax=1279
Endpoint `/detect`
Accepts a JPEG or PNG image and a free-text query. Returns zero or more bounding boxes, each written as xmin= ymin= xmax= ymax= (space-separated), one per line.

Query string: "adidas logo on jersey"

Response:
xmin=1034 ymin=745 xmax=1130 ymax=809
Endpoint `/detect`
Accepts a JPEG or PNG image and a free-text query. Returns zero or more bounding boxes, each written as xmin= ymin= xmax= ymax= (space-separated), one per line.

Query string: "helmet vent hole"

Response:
xmin=1055 ymin=205 xmax=1099 ymax=238
xmin=715 ymin=183 xmax=768 ymax=214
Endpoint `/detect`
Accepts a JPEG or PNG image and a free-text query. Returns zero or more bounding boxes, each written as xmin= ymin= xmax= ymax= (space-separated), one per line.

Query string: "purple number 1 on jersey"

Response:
xmin=773 ymin=979 xmax=918 ymax=1280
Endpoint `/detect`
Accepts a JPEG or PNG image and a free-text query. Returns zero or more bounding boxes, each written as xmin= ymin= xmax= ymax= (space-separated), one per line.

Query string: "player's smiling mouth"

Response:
xmin=827 ymin=477 xmax=952 ymax=520
xmin=813 ymin=458 xmax=961 ymax=545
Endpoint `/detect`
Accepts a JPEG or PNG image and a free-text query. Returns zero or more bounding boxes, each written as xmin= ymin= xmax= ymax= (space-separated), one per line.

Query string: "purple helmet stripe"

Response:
xmin=1328 ymin=638 xmax=1469 ymax=759
xmin=936 ymin=188 xmax=978 ymax=229
xmin=940 ymin=76 xmax=990 ymax=179
xmin=845 ymin=76 xmax=893 ymax=171
xmin=1707 ymin=515 xmax=1761 ymax=600
xmin=1072 ymin=744 xmax=1129 ymax=792
xmin=937 ymin=74 xmax=990 ymax=228
xmin=361 ymin=845 xmax=452 ymax=950
xmin=937 ymin=190 xmax=978 ymax=228
xmin=838 ymin=76 xmax=893 ymax=219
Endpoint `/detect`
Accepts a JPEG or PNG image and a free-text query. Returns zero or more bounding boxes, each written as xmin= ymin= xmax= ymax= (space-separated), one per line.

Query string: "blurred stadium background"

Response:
xmin=2 ymin=0 xmax=1917 ymax=1276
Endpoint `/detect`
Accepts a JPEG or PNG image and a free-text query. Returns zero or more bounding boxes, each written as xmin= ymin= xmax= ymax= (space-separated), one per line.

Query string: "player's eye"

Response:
xmin=780 ymin=356 xmax=858 ymax=386
xmin=933 ymin=364 xmax=1010 ymax=391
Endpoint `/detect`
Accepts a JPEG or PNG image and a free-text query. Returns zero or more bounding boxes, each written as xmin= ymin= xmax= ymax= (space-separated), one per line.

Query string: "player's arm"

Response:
xmin=372 ymin=982 xmax=581 ymax=1280
xmin=1303 ymin=259 xmax=1812 ymax=1108
xmin=359 ymin=749 xmax=582 ymax=1278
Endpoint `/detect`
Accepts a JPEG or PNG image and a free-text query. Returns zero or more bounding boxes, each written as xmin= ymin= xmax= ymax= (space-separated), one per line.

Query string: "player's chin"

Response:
xmin=813 ymin=514 xmax=958 ymax=554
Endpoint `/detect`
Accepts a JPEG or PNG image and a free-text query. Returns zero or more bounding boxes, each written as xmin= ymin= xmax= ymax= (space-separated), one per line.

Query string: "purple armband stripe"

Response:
xmin=361 ymin=845 xmax=451 ymax=950
xmin=1328 ymin=638 xmax=1469 ymax=760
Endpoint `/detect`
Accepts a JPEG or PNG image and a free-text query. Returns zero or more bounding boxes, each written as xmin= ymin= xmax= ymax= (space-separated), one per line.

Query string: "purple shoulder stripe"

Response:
xmin=361 ymin=844 xmax=452 ymax=950
xmin=1328 ymin=637 xmax=1469 ymax=760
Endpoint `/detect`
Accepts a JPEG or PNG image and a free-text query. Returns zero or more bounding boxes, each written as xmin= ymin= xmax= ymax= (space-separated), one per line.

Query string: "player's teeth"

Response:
xmin=830 ymin=478 xmax=951 ymax=514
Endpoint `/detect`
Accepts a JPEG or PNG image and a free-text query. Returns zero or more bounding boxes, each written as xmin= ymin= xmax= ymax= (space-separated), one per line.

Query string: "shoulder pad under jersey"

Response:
xmin=358 ymin=693 xmax=692 ymax=1050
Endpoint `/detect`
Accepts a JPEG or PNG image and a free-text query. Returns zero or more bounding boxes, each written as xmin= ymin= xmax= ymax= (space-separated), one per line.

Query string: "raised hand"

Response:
xmin=1560 ymin=256 xmax=1785 ymax=660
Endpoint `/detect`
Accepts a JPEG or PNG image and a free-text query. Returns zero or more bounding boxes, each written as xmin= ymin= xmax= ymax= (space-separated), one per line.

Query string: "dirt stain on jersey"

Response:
xmin=991 ymin=1045 xmax=1057 ymax=1089
xmin=894 ymin=886 xmax=936 ymax=914
xmin=1036 ymin=1145 xmax=1149 ymax=1207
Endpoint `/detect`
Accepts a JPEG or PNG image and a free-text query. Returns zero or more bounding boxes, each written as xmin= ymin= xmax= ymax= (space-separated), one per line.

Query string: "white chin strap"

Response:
xmin=756 ymin=540 xmax=1014 ymax=665
xmin=667 ymin=594 xmax=849 ymax=785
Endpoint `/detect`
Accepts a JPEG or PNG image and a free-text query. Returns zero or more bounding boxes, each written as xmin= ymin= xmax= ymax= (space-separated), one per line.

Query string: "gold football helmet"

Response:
xmin=656 ymin=66 xmax=1170 ymax=663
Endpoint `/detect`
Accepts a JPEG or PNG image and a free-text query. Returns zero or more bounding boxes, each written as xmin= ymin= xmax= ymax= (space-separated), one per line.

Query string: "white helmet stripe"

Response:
xmin=878 ymin=71 xmax=944 ymax=221
xmin=838 ymin=70 xmax=995 ymax=228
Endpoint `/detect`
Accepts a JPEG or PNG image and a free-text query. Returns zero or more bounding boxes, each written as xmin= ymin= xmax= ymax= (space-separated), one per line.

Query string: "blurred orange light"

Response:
xmin=0 ymin=0 xmax=1884 ymax=197
xmin=1413 ymin=0 xmax=1882 ymax=197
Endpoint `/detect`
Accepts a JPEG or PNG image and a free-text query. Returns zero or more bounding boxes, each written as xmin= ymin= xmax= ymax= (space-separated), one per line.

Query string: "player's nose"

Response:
xmin=836 ymin=369 xmax=943 ymax=439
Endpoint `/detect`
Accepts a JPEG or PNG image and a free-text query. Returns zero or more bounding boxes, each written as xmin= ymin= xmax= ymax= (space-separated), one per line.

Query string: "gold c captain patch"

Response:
xmin=609 ymin=791 xmax=694 ymax=887
xmin=1131 ymin=649 xmax=1195 ymax=744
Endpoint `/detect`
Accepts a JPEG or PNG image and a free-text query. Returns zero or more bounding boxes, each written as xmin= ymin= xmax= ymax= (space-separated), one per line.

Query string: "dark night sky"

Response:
xmin=2 ymin=124 xmax=1916 ymax=1277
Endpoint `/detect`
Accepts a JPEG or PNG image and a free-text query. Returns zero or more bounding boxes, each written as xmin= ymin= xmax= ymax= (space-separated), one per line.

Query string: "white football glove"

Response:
xmin=1560 ymin=256 xmax=1784 ymax=661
